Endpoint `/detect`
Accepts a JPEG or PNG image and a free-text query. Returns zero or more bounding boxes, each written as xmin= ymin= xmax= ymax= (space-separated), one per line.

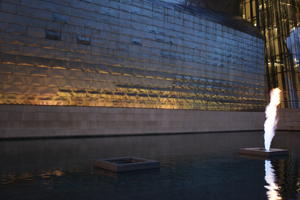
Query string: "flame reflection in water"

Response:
xmin=265 ymin=160 xmax=282 ymax=200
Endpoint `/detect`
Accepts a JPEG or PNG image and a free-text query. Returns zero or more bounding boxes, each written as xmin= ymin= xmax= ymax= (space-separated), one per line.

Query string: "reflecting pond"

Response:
xmin=0 ymin=131 xmax=299 ymax=200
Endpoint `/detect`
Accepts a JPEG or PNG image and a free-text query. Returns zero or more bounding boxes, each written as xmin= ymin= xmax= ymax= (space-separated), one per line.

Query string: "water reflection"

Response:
xmin=0 ymin=169 xmax=64 ymax=185
xmin=1 ymin=132 xmax=300 ymax=200
xmin=264 ymin=160 xmax=282 ymax=200
xmin=264 ymin=158 xmax=300 ymax=200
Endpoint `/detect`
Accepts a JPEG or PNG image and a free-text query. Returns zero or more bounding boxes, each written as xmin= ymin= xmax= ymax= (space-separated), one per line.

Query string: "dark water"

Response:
xmin=0 ymin=132 xmax=300 ymax=200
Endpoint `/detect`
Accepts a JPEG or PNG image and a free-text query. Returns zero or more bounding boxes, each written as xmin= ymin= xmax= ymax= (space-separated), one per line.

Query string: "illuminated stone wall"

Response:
xmin=0 ymin=0 xmax=265 ymax=111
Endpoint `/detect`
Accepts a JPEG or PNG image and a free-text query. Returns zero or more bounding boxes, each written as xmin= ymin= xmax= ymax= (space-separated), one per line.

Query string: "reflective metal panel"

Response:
xmin=0 ymin=0 xmax=265 ymax=111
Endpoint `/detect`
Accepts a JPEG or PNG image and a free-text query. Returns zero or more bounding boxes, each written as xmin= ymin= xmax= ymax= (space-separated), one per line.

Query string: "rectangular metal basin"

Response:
xmin=94 ymin=157 xmax=160 ymax=172
xmin=239 ymin=147 xmax=288 ymax=158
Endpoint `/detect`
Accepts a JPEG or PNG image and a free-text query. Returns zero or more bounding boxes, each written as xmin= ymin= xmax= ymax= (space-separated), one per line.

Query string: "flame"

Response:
xmin=264 ymin=88 xmax=281 ymax=151
xmin=264 ymin=160 xmax=282 ymax=200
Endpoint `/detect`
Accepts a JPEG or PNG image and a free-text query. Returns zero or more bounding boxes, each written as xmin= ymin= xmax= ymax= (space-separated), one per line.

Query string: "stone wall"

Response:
xmin=0 ymin=0 xmax=265 ymax=111
xmin=0 ymin=105 xmax=265 ymax=139
xmin=1 ymin=106 xmax=299 ymax=139
xmin=0 ymin=0 xmax=268 ymax=138
xmin=278 ymin=109 xmax=300 ymax=131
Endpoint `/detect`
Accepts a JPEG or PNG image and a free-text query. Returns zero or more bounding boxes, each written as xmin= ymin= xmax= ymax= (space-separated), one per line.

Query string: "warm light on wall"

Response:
xmin=0 ymin=51 xmax=265 ymax=111
xmin=0 ymin=0 xmax=265 ymax=111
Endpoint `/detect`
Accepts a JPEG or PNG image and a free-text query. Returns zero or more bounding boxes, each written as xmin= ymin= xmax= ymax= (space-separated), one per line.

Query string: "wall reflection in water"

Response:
xmin=1 ymin=132 xmax=300 ymax=200
xmin=0 ymin=169 xmax=65 ymax=185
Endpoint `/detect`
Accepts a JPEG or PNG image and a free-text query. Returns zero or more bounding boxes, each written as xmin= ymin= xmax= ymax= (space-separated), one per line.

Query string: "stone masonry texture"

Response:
xmin=0 ymin=0 xmax=265 ymax=111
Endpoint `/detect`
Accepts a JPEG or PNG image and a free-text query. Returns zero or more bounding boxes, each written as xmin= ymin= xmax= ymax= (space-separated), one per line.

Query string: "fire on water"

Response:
xmin=264 ymin=88 xmax=281 ymax=152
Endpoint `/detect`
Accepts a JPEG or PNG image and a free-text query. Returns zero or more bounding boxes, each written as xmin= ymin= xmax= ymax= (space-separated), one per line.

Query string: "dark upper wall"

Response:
xmin=158 ymin=0 xmax=260 ymax=38
xmin=188 ymin=0 xmax=241 ymax=16
xmin=161 ymin=0 xmax=242 ymax=16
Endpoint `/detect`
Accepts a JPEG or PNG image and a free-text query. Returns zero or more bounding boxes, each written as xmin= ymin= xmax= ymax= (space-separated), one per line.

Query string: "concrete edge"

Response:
xmin=0 ymin=129 xmax=263 ymax=141
xmin=277 ymin=129 xmax=300 ymax=132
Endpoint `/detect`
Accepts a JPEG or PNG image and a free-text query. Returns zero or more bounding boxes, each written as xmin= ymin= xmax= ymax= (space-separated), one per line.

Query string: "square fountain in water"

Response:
xmin=94 ymin=157 xmax=160 ymax=172
xmin=239 ymin=147 xmax=288 ymax=158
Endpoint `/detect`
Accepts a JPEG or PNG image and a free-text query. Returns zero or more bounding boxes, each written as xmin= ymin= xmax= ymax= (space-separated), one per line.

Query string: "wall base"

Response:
xmin=277 ymin=109 xmax=300 ymax=131
xmin=0 ymin=105 xmax=266 ymax=139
